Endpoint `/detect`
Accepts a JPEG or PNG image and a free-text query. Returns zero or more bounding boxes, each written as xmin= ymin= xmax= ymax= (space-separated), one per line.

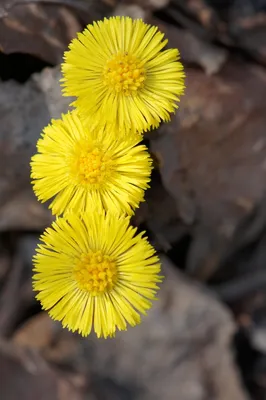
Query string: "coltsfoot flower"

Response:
xmin=33 ymin=212 xmax=162 ymax=338
xmin=31 ymin=111 xmax=152 ymax=216
xmin=61 ymin=16 xmax=185 ymax=135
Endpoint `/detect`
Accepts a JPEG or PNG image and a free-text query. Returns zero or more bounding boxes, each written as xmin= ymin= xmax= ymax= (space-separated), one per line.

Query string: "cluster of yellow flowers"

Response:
xmin=31 ymin=16 xmax=185 ymax=338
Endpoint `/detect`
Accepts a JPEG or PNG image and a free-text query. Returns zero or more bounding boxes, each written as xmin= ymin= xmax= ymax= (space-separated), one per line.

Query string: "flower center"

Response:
xmin=72 ymin=146 xmax=111 ymax=187
xmin=73 ymin=251 xmax=117 ymax=296
xmin=103 ymin=52 xmax=145 ymax=95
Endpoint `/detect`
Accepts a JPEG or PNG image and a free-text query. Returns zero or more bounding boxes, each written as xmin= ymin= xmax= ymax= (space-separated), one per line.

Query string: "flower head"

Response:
xmin=33 ymin=212 xmax=162 ymax=338
xmin=61 ymin=16 xmax=185 ymax=135
xmin=31 ymin=111 xmax=152 ymax=216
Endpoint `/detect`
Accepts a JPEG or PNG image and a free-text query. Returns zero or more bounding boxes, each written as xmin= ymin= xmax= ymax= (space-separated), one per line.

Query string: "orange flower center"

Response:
xmin=103 ymin=52 xmax=145 ymax=95
xmin=73 ymin=251 xmax=117 ymax=296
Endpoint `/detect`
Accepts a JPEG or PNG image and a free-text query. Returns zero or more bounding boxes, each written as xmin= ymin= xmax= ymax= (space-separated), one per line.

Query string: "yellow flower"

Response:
xmin=30 ymin=111 xmax=152 ymax=216
xmin=61 ymin=16 xmax=185 ymax=135
xmin=33 ymin=212 xmax=162 ymax=338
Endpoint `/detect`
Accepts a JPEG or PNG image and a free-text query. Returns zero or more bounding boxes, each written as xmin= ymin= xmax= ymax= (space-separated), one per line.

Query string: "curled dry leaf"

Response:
xmin=0 ymin=3 xmax=81 ymax=64
xmin=0 ymin=0 xmax=110 ymax=63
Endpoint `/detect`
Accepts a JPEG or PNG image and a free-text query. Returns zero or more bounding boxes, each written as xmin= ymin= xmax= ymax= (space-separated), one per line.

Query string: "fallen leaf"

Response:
xmin=155 ymin=19 xmax=228 ymax=75
xmin=151 ymin=62 xmax=266 ymax=237
xmin=0 ymin=0 xmax=107 ymax=19
xmin=0 ymin=3 xmax=81 ymax=64
xmin=0 ymin=339 xmax=84 ymax=400
xmin=0 ymin=66 xmax=70 ymax=230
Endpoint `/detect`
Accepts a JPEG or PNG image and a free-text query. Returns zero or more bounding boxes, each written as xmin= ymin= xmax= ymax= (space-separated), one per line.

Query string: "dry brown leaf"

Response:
xmin=0 ymin=2 xmax=81 ymax=64
xmin=0 ymin=0 xmax=110 ymax=63
xmin=151 ymin=62 xmax=266 ymax=238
